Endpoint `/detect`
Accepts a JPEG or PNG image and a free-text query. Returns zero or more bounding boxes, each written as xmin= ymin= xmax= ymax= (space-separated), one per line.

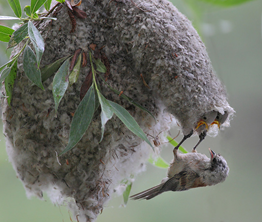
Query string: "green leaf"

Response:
xmin=5 ymin=60 xmax=17 ymax=106
xmin=0 ymin=58 xmax=16 ymax=73
xmin=55 ymin=0 xmax=65 ymax=3
xmin=41 ymin=55 xmax=70 ymax=82
xmin=31 ymin=0 xmax=47 ymax=15
xmin=24 ymin=5 xmax=39 ymax=19
xmin=69 ymin=53 xmax=81 ymax=85
xmin=97 ymin=92 xmax=114 ymax=142
xmin=0 ymin=64 xmax=8 ymax=74
xmin=120 ymin=93 xmax=156 ymax=121
xmin=8 ymin=23 xmax=28 ymax=49
xmin=97 ymin=73 xmax=156 ymax=121
xmin=148 ymin=156 xmax=169 ymax=169
xmin=0 ymin=25 xmax=14 ymax=42
xmin=44 ymin=0 xmax=52 ymax=10
xmin=108 ymin=100 xmax=153 ymax=149
xmin=52 ymin=58 xmax=70 ymax=113
xmin=94 ymin=87 xmax=100 ymax=111
xmin=123 ymin=182 xmax=132 ymax=205
xmin=94 ymin=58 xmax=106 ymax=73
xmin=24 ymin=5 xmax=31 ymax=17
xmin=8 ymin=0 xmax=22 ymax=18
xmin=198 ymin=0 xmax=253 ymax=7
xmin=28 ymin=21 xmax=44 ymax=67
xmin=167 ymin=135 xmax=188 ymax=154
xmin=0 ymin=67 xmax=11 ymax=83
xmin=23 ymin=45 xmax=44 ymax=90
xmin=60 ymin=85 xmax=96 ymax=155
xmin=0 ymin=57 xmax=17 ymax=83
xmin=0 ymin=16 xmax=21 ymax=20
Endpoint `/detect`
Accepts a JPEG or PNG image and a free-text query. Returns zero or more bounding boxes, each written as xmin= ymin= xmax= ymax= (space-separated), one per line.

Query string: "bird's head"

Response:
xmin=211 ymin=111 xmax=229 ymax=129
xmin=195 ymin=111 xmax=217 ymax=134
xmin=207 ymin=148 xmax=229 ymax=184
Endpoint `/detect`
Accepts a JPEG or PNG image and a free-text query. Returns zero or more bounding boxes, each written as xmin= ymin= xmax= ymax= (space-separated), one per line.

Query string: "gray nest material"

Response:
xmin=1 ymin=0 xmax=234 ymax=221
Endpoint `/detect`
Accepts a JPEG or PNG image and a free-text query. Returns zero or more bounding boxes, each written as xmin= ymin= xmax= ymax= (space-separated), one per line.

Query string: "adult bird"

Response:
xmin=130 ymin=148 xmax=229 ymax=200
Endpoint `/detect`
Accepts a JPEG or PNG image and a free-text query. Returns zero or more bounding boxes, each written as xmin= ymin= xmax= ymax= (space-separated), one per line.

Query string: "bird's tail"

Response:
xmin=130 ymin=184 xmax=163 ymax=200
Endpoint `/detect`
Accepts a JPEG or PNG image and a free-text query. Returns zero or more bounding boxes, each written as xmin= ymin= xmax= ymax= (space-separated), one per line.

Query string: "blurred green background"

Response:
xmin=1 ymin=0 xmax=262 ymax=221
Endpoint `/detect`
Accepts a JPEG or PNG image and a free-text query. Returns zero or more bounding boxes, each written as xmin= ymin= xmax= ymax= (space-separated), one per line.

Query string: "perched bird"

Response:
xmin=174 ymin=111 xmax=217 ymax=151
xmin=130 ymin=148 xmax=229 ymax=200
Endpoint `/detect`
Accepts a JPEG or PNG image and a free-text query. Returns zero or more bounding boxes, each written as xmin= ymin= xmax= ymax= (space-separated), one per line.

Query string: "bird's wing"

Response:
xmin=160 ymin=170 xmax=202 ymax=192
xmin=159 ymin=171 xmax=188 ymax=192
xmin=131 ymin=170 xmax=205 ymax=200
xmin=131 ymin=172 xmax=188 ymax=200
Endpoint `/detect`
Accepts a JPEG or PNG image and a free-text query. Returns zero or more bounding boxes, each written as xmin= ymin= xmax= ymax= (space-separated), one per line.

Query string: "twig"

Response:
xmin=35 ymin=3 xmax=62 ymax=28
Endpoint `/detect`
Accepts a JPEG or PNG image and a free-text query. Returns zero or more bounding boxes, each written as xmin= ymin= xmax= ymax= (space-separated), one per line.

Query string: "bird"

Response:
xmin=130 ymin=148 xmax=229 ymax=200
xmin=191 ymin=111 xmax=229 ymax=151
xmin=211 ymin=111 xmax=229 ymax=129
xmin=174 ymin=111 xmax=217 ymax=151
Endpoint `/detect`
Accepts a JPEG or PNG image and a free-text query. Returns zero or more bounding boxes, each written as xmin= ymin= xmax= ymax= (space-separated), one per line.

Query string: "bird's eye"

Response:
xmin=216 ymin=115 xmax=219 ymax=120
xmin=212 ymin=158 xmax=217 ymax=163
xmin=203 ymin=116 xmax=207 ymax=120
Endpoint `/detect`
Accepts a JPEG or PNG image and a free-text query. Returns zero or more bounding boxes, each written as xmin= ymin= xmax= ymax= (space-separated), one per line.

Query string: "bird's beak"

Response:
xmin=211 ymin=120 xmax=220 ymax=129
xmin=209 ymin=148 xmax=215 ymax=159
xmin=195 ymin=120 xmax=208 ymax=130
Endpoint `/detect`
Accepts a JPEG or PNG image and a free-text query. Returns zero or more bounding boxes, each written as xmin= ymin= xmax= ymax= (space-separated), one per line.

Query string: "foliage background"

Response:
xmin=0 ymin=0 xmax=262 ymax=221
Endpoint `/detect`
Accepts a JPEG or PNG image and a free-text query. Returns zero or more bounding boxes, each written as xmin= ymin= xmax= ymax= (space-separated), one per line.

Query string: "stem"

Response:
xmin=35 ymin=2 xmax=62 ymax=27
xmin=6 ymin=39 xmax=29 ymax=69
xmin=14 ymin=39 xmax=29 ymax=59
xmin=89 ymin=51 xmax=99 ymax=91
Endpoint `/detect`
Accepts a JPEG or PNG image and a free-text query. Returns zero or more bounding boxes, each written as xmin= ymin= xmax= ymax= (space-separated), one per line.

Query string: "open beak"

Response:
xmin=209 ymin=148 xmax=215 ymax=159
xmin=195 ymin=120 xmax=208 ymax=130
xmin=211 ymin=120 xmax=220 ymax=129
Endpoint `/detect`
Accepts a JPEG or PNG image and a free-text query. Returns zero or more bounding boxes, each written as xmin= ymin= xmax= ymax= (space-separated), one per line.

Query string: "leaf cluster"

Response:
xmin=60 ymin=52 xmax=154 ymax=154
xmin=0 ymin=0 xmax=59 ymax=105
xmin=0 ymin=0 xmax=156 ymax=156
